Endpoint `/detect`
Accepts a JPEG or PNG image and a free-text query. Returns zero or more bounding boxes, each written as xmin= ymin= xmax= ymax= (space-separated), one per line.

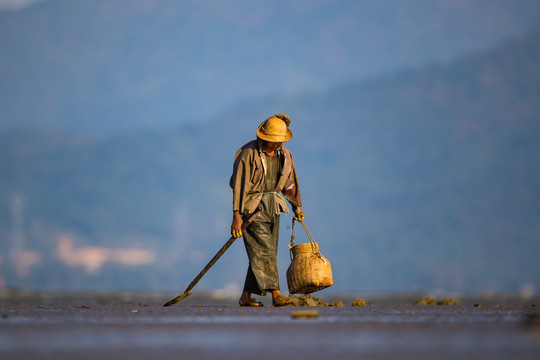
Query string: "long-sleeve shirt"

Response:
xmin=230 ymin=138 xmax=302 ymax=216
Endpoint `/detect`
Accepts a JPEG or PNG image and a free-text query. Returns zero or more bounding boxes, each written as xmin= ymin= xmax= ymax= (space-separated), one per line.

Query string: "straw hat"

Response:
xmin=257 ymin=115 xmax=293 ymax=142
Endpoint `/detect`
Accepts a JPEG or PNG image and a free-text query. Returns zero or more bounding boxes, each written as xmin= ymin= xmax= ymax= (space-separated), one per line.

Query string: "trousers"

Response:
xmin=242 ymin=202 xmax=280 ymax=295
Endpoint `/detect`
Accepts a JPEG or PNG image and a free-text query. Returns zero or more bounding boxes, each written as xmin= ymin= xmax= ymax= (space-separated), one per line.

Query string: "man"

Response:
xmin=230 ymin=114 xmax=305 ymax=307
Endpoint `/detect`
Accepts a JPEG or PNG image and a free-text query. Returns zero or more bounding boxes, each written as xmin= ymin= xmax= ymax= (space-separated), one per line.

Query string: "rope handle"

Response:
xmin=289 ymin=217 xmax=322 ymax=260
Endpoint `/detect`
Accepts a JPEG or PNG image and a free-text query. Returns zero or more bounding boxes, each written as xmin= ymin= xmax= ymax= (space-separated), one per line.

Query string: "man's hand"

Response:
xmin=293 ymin=207 xmax=305 ymax=221
xmin=231 ymin=211 xmax=243 ymax=238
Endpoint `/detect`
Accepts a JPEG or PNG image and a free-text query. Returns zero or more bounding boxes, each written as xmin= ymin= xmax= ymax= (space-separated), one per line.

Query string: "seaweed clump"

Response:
xmin=329 ymin=300 xmax=345 ymax=307
xmin=352 ymin=298 xmax=367 ymax=307
xmin=288 ymin=294 xmax=328 ymax=307
xmin=414 ymin=297 xmax=460 ymax=305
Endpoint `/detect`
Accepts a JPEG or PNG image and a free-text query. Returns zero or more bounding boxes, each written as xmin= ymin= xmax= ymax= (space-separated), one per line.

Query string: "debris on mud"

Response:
xmin=439 ymin=298 xmax=461 ymax=305
xmin=291 ymin=310 xmax=319 ymax=318
xmin=352 ymin=298 xmax=367 ymax=307
xmin=288 ymin=294 xmax=328 ymax=307
xmin=414 ymin=297 xmax=437 ymax=305
xmin=329 ymin=300 xmax=345 ymax=307
xmin=414 ymin=297 xmax=460 ymax=305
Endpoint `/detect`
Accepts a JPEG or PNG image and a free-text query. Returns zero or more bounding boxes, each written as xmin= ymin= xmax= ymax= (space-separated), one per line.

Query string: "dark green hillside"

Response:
xmin=1 ymin=32 xmax=539 ymax=293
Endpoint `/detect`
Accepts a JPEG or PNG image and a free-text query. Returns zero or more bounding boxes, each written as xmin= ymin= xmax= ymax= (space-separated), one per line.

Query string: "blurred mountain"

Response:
xmin=1 ymin=29 xmax=539 ymax=294
xmin=1 ymin=0 xmax=539 ymax=135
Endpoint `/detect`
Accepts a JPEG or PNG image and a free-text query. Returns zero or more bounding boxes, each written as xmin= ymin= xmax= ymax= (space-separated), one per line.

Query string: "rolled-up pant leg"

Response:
xmin=242 ymin=212 xmax=280 ymax=296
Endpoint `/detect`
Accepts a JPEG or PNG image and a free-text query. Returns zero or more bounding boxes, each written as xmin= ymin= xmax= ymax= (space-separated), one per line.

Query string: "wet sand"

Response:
xmin=1 ymin=295 xmax=539 ymax=360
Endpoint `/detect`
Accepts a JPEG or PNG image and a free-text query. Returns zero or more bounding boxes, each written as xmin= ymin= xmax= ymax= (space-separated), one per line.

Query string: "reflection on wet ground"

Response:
xmin=0 ymin=296 xmax=539 ymax=360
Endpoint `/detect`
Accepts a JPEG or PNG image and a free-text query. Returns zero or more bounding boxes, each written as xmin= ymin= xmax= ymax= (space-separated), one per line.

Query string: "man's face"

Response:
xmin=264 ymin=141 xmax=283 ymax=153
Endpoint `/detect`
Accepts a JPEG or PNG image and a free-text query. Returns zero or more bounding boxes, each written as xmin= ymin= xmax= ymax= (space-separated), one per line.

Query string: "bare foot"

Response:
xmin=271 ymin=290 xmax=292 ymax=307
xmin=238 ymin=291 xmax=263 ymax=307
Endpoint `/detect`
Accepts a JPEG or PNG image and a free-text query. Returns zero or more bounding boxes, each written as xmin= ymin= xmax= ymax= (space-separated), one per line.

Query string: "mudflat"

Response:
xmin=1 ymin=294 xmax=539 ymax=360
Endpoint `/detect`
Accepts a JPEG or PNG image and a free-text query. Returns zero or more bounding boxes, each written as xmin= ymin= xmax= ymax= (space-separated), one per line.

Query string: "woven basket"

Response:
xmin=286 ymin=220 xmax=333 ymax=294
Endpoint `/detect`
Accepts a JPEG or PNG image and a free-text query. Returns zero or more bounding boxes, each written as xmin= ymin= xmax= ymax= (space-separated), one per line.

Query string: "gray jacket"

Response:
xmin=230 ymin=138 xmax=302 ymax=216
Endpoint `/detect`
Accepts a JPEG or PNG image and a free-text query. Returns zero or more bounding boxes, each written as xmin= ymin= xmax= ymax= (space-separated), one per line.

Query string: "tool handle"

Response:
xmin=183 ymin=209 xmax=260 ymax=293
xmin=183 ymin=235 xmax=236 ymax=294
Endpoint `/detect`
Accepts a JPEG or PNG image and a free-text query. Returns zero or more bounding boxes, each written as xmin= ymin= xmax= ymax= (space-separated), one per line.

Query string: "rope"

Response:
xmin=262 ymin=190 xmax=287 ymax=204
xmin=262 ymin=191 xmax=289 ymax=216
xmin=289 ymin=218 xmax=325 ymax=262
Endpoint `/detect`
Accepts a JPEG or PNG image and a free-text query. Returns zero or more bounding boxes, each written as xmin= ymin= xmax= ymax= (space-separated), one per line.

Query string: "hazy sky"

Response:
xmin=1 ymin=0 xmax=539 ymax=133
xmin=0 ymin=0 xmax=44 ymax=11
xmin=1 ymin=1 xmax=539 ymax=294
